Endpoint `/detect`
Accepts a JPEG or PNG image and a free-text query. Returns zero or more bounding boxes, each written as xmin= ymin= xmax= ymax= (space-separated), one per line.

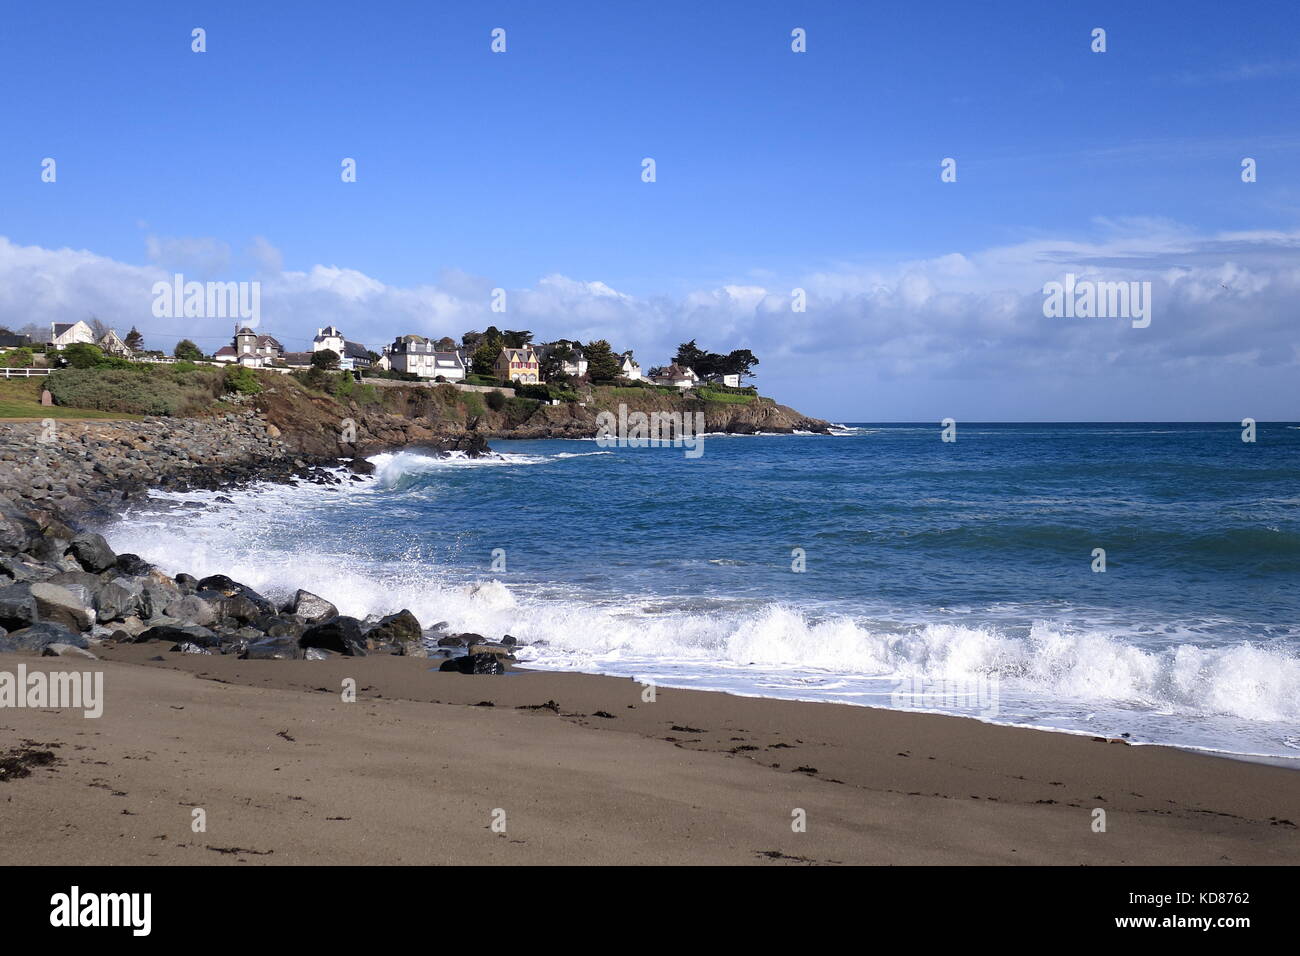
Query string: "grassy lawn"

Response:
xmin=696 ymin=387 xmax=756 ymax=404
xmin=0 ymin=377 xmax=139 ymax=420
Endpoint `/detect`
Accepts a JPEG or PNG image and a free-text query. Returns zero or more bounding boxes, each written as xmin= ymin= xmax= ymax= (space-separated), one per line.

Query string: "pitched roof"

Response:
xmin=343 ymin=341 xmax=370 ymax=359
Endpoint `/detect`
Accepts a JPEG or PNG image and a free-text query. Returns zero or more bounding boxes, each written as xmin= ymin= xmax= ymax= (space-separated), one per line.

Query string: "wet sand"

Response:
xmin=2 ymin=646 xmax=1296 ymax=865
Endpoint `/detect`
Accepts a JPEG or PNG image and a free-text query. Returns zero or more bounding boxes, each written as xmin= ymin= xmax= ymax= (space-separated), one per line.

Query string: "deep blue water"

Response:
xmin=108 ymin=422 xmax=1300 ymax=759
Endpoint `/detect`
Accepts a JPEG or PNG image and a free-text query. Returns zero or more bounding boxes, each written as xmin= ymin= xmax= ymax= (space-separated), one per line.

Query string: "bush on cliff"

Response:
xmin=484 ymin=389 xmax=507 ymax=412
xmin=223 ymin=364 xmax=263 ymax=395
xmin=47 ymin=365 xmax=224 ymax=416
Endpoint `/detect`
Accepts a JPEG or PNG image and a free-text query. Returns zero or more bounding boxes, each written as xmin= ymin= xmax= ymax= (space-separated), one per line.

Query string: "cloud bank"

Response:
xmin=1 ymin=222 xmax=1296 ymax=419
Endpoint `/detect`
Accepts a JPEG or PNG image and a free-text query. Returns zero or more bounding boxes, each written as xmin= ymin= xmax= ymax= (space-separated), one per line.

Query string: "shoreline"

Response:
xmin=3 ymin=644 xmax=1296 ymax=865
xmin=3 ymin=415 xmax=1297 ymax=864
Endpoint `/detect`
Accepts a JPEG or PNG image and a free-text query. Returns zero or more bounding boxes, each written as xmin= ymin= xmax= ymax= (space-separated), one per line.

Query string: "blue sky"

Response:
xmin=1 ymin=0 xmax=1298 ymax=420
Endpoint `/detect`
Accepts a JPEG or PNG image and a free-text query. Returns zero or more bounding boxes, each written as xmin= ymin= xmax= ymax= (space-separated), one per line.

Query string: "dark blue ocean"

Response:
xmin=108 ymin=422 xmax=1300 ymax=759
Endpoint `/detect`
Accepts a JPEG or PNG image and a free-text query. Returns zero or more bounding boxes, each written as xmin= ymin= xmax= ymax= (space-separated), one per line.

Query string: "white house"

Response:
xmin=388 ymin=335 xmax=466 ymax=380
xmin=50 ymin=321 xmax=95 ymax=350
xmin=561 ymin=347 xmax=587 ymax=378
xmin=704 ymin=372 xmax=741 ymax=388
xmin=312 ymin=326 xmax=372 ymax=370
xmin=618 ymin=352 xmax=642 ymax=380
xmin=651 ymin=364 xmax=699 ymax=389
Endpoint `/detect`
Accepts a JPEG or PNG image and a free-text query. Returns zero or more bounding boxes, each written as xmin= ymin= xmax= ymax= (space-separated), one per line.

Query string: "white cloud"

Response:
xmin=0 ymin=224 xmax=1296 ymax=414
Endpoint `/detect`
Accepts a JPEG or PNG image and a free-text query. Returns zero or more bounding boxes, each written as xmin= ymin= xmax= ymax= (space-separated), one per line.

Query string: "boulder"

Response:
xmin=196 ymin=575 xmax=274 ymax=613
xmin=135 ymin=624 xmax=221 ymax=648
xmin=366 ymin=609 xmax=421 ymax=644
xmin=439 ymin=653 xmax=507 ymax=675
xmin=346 ymin=458 xmax=376 ymax=475
xmin=163 ymin=594 xmax=218 ymax=627
xmin=44 ymin=570 xmax=104 ymax=609
xmin=66 ymin=532 xmax=116 ymax=572
xmin=0 ymin=584 xmax=39 ymax=631
xmin=0 ymin=622 xmax=88 ymax=653
xmin=299 ymin=616 xmax=366 ymax=656
xmin=241 ymin=638 xmax=301 ymax=660
xmin=283 ymin=589 xmax=338 ymax=625
xmin=43 ymin=643 xmax=98 ymax=659
xmin=0 ymin=553 xmax=58 ymax=583
xmin=467 ymin=642 xmax=516 ymax=661
xmin=94 ymin=581 xmax=134 ymax=623
xmin=193 ymin=589 xmax=262 ymax=625
xmin=0 ymin=509 xmax=40 ymax=555
xmin=29 ymin=581 xmax=92 ymax=631
xmin=115 ymin=553 xmax=153 ymax=576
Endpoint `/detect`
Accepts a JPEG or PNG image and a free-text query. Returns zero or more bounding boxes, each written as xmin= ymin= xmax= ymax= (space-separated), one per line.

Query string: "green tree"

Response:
xmin=583 ymin=339 xmax=621 ymax=383
xmin=224 ymin=364 xmax=262 ymax=395
xmin=471 ymin=340 xmax=500 ymax=377
xmin=124 ymin=327 xmax=144 ymax=351
xmin=539 ymin=340 xmax=577 ymax=383
xmin=501 ymin=329 xmax=533 ymax=348
xmin=173 ymin=339 xmax=204 ymax=362
xmin=311 ymin=348 xmax=340 ymax=370
xmin=63 ymin=343 xmax=105 ymax=368
xmin=721 ymin=348 xmax=759 ymax=380
xmin=674 ymin=339 xmax=723 ymax=376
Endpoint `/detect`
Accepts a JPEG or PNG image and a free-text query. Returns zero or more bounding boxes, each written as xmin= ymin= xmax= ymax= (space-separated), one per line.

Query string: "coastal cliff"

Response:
xmin=250 ymin=377 xmax=831 ymax=455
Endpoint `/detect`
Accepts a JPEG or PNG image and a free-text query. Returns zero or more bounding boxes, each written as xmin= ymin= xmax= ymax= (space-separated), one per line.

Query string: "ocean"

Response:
xmin=103 ymin=422 xmax=1300 ymax=761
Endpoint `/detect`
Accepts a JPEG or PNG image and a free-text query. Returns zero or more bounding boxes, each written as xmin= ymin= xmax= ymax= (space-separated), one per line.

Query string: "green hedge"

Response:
xmin=47 ymin=365 xmax=225 ymax=416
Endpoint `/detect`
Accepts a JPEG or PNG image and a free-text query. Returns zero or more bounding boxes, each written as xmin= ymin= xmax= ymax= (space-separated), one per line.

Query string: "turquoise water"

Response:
xmin=108 ymin=422 xmax=1300 ymax=759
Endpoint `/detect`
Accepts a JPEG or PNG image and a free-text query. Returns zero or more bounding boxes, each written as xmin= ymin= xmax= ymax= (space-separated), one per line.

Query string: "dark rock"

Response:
xmin=299 ymin=616 xmax=367 ymax=656
xmin=114 ymin=553 xmax=153 ymax=576
xmin=241 ymin=638 xmax=301 ymax=660
xmin=67 ymin=532 xmax=116 ymax=572
xmin=366 ymin=609 xmax=421 ymax=644
xmin=346 ymin=458 xmax=376 ymax=475
xmin=135 ymin=624 xmax=221 ymax=648
xmin=0 ymin=553 xmax=57 ymax=583
xmin=0 ymin=622 xmax=87 ymax=653
xmin=0 ymin=584 xmax=39 ymax=631
xmin=436 ymin=635 xmax=467 ymax=647
xmin=174 ymin=572 xmax=198 ymax=594
xmin=0 ymin=509 xmax=40 ymax=555
xmin=439 ymin=653 xmax=507 ymax=675
xmin=195 ymin=575 xmax=274 ymax=614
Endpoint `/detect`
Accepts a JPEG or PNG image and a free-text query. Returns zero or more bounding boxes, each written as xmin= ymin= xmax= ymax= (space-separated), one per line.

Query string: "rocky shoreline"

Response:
xmin=0 ymin=411 xmax=510 ymax=670
xmin=0 ymin=387 xmax=828 ymax=670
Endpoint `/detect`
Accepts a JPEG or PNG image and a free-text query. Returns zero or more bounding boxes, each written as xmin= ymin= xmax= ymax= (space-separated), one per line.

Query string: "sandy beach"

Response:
xmin=3 ymin=645 xmax=1295 ymax=866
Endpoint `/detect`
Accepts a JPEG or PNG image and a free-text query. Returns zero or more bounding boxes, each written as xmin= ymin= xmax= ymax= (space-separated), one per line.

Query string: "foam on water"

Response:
xmin=101 ymin=441 xmax=1300 ymax=760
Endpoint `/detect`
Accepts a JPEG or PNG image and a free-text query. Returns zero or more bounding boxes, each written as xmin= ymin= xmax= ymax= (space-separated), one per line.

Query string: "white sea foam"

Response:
xmin=100 ymin=454 xmax=1300 ymax=759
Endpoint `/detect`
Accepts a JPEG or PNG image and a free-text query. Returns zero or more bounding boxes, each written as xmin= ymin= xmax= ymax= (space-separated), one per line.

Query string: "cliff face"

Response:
xmin=252 ymin=380 xmax=830 ymax=455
